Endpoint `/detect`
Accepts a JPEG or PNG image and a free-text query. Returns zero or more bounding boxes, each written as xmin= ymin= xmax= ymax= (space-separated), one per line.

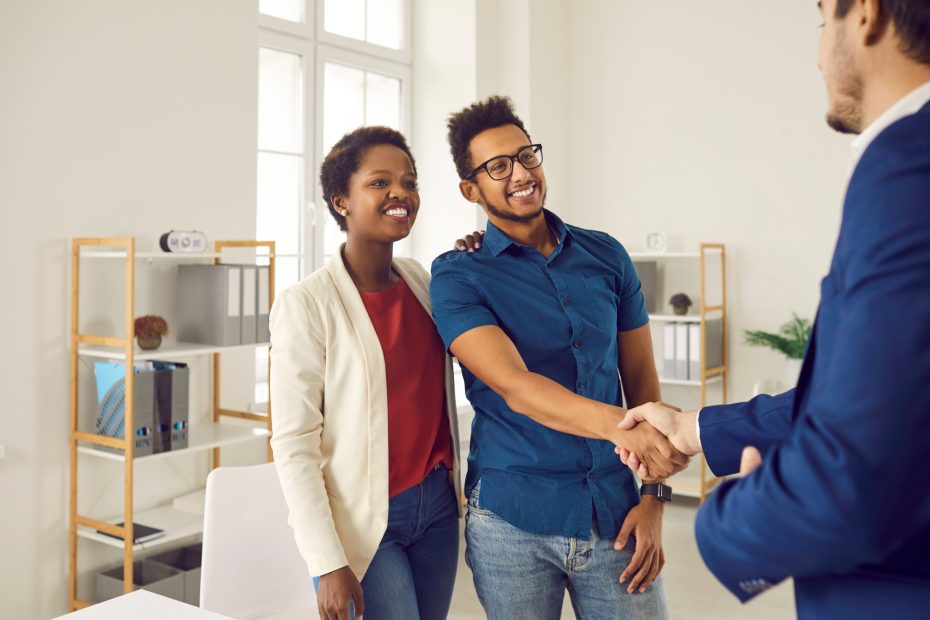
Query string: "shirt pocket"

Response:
xmin=581 ymin=274 xmax=619 ymax=330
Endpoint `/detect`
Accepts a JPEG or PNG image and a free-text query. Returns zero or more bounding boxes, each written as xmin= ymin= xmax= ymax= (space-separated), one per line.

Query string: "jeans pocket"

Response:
xmin=466 ymin=480 xmax=495 ymax=517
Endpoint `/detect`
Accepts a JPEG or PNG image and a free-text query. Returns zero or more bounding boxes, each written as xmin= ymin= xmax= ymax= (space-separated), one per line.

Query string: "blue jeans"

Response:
xmin=465 ymin=481 xmax=669 ymax=620
xmin=316 ymin=467 xmax=460 ymax=619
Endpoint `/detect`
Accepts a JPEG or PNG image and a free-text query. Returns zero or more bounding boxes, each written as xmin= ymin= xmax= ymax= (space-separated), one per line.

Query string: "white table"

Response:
xmin=53 ymin=590 xmax=236 ymax=619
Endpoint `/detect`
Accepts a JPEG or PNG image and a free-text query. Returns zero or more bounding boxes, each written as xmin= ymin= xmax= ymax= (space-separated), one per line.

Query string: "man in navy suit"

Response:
xmin=618 ymin=0 xmax=930 ymax=617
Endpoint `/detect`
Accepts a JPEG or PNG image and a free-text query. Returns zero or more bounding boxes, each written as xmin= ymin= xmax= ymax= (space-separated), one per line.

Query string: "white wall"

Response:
xmin=409 ymin=0 xmax=480 ymax=266
xmin=566 ymin=0 xmax=852 ymax=404
xmin=0 ymin=1 xmax=257 ymax=616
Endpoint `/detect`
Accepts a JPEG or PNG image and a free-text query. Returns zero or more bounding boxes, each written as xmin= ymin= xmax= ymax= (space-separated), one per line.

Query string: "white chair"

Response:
xmin=200 ymin=462 xmax=319 ymax=620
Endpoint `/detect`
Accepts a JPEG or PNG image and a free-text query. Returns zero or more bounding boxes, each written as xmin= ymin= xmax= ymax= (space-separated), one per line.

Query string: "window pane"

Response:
xmin=365 ymin=72 xmax=401 ymax=130
xmin=324 ymin=0 xmax=364 ymax=41
xmin=323 ymin=62 xmax=365 ymax=152
xmin=257 ymin=152 xmax=301 ymax=293
xmin=324 ymin=214 xmax=344 ymax=261
xmin=259 ymin=0 xmax=303 ymax=23
xmin=259 ymin=48 xmax=303 ymax=153
xmin=367 ymin=0 xmax=403 ymax=49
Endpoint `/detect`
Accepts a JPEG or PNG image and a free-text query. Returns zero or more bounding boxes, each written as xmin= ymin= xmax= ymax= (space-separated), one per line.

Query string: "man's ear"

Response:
xmin=459 ymin=180 xmax=480 ymax=204
xmin=858 ymin=0 xmax=889 ymax=46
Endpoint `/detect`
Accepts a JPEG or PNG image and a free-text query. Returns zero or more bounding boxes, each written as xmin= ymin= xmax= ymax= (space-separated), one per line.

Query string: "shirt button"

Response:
xmin=577 ymin=380 xmax=585 ymax=390
xmin=562 ymin=296 xmax=571 ymax=305
xmin=573 ymin=340 xmax=582 ymax=348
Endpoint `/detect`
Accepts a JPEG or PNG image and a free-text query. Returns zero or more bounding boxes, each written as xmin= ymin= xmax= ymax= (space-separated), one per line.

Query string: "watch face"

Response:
xmin=657 ymin=484 xmax=673 ymax=502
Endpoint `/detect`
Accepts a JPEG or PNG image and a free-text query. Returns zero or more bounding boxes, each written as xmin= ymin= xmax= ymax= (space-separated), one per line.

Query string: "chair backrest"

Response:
xmin=200 ymin=462 xmax=318 ymax=620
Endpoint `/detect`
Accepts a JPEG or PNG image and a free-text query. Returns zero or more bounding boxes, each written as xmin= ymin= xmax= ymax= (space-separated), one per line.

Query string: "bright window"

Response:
xmin=256 ymin=0 xmax=411 ymax=405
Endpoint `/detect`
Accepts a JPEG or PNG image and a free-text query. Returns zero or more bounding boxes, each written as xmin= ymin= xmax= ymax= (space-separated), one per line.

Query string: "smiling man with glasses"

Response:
xmin=429 ymin=95 xmax=681 ymax=619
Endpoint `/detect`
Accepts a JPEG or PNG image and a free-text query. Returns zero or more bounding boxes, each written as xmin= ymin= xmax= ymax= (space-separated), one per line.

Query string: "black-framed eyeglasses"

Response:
xmin=466 ymin=144 xmax=544 ymax=181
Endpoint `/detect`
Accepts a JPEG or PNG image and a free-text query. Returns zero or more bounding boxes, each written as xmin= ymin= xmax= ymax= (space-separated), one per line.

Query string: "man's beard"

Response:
xmin=477 ymin=186 xmax=547 ymax=223
xmin=825 ymin=28 xmax=864 ymax=135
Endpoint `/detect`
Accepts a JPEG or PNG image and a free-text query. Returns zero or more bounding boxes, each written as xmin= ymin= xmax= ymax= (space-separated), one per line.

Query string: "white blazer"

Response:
xmin=269 ymin=250 xmax=463 ymax=581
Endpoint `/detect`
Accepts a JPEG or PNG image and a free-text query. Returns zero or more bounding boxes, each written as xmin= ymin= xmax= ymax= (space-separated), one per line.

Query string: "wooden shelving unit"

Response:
xmin=630 ymin=243 xmax=728 ymax=502
xmin=68 ymin=238 xmax=277 ymax=611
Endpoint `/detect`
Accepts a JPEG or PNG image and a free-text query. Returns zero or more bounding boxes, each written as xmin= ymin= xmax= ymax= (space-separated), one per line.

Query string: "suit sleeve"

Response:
xmin=699 ymin=390 xmax=795 ymax=476
xmin=695 ymin=125 xmax=930 ymax=601
xmin=269 ymin=288 xmax=348 ymax=577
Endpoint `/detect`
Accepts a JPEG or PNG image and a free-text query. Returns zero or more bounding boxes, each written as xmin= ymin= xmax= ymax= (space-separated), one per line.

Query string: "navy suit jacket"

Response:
xmin=696 ymin=100 xmax=930 ymax=619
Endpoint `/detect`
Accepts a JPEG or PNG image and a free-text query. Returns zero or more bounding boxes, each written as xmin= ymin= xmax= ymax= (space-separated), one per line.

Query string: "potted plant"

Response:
xmin=134 ymin=315 xmax=169 ymax=351
xmin=669 ymin=293 xmax=692 ymax=316
xmin=744 ymin=313 xmax=812 ymax=386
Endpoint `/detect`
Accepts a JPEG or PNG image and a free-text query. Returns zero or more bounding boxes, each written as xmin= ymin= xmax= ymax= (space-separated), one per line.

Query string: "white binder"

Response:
xmin=240 ymin=266 xmax=257 ymax=345
xmin=663 ymin=323 xmax=677 ymax=379
xmin=689 ymin=323 xmax=702 ymax=380
xmin=675 ymin=323 xmax=689 ymax=380
xmin=256 ymin=266 xmax=270 ymax=343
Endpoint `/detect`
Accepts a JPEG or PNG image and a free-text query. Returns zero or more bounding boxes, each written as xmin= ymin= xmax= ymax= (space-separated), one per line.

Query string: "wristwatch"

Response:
xmin=640 ymin=483 xmax=673 ymax=503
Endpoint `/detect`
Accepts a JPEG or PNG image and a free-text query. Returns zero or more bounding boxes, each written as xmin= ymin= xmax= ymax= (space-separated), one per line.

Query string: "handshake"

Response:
xmin=611 ymin=402 xmax=762 ymax=480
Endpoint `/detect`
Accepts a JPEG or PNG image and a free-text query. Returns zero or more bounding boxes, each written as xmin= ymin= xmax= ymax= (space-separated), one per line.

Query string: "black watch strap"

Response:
xmin=640 ymin=483 xmax=673 ymax=503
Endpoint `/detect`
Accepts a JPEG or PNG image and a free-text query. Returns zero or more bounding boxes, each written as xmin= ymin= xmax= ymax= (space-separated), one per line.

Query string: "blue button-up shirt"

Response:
xmin=430 ymin=210 xmax=649 ymax=539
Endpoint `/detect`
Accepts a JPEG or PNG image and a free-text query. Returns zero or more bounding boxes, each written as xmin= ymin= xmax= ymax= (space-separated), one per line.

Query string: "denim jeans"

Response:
xmin=465 ymin=481 xmax=669 ymax=620
xmin=315 ymin=466 xmax=460 ymax=620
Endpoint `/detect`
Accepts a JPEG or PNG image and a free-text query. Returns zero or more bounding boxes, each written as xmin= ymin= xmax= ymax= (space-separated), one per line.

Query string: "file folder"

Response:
xmin=675 ymin=323 xmax=689 ymax=380
xmin=663 ymin=323 xmax=677 ymax=379
xmin=632 ymin=261 xmax=658 ymax=313
xmin=93 ymin=361 xmax=154 ymax=457
xmin=688 ymin=320 xmax=724 ymax=380
xmin=240 ymin=266 xmax=257 ymax=345
xmin=256 ymin=265 xmax=270 ymax=343
xmin=175 ymin=264 xmax=242 ymax=345
xmin=153 ymin=362 xmax=189 ymax=453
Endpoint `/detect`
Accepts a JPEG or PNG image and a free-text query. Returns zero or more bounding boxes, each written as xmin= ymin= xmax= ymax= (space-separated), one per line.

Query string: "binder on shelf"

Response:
xmin=632 ymin=260 xmax=658 ymax=313
xmin=96 ymin=522 xmax=165 ymax=544
xmin=153 ymin=362 xmax=189 ymax=453
xmin=688 ymin=324 xmax=702 ymax=380
xmin=240 ymin=266 xmax=257 ymax=345
xmin=663 ymin=323 xmax=677 ymax=379
xmin=175 ymin=264 xmax=242 ymax=346
xmin=93 ymin=361 xmax=155 ymax=457
xmin=687 ymin=319 xmax=724 ymax=380
xmin=675 ymin=323 xmax=689 ymax=380
xmin=256 ymin=265 xmax=270 ymax=343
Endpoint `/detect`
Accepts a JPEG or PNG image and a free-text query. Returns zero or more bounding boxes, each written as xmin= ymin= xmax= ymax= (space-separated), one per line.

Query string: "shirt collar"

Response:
xmin=849 ymin=80 xmax=930 ymax=172
xmin=483 ymin=209 xmax=571 ymax=257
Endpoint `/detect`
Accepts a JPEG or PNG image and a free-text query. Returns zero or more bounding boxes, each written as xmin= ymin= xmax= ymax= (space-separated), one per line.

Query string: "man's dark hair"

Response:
xmin=320 ymin=126 xmax=417 ymax=232
xmin=836 ymin=0 xmax=930 ymax=65
xmin=447 ymin=95 xmax=532 ymax=180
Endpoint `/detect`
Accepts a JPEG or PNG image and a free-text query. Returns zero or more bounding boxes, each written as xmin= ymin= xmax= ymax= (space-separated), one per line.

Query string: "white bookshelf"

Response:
xmin=80 ymin=251 xmax=301 ymax=260
xmin=77 ymin=505 xmax=204 ymax=551
xmin=660 ymin=375 xmax=723 ymax=388
xmin=648 ymin=313 xmax=701 ymax=323
xmin=78 ymin=341 xmax=270 ymax=361
xmin=77 ymin=423 xmax=270 ymax=463
xmin=628 ymin=251 xmax=701 ymax=259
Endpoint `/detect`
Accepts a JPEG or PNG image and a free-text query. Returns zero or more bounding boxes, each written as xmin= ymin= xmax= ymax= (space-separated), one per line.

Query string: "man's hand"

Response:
xmin=317 ymin=566 xmax=364 ymax=620
xmin=610 ymin=421 xmax=690 ymax=480
xmin=615 ymin=402 xmax=701 ymax=478
xmin=615 ymin=496 xmax=666 ymax=594
xmin=739 ymin=446 xmax=762 ymax=477
xmin=453 ymin=229 xmax=485 ymax=252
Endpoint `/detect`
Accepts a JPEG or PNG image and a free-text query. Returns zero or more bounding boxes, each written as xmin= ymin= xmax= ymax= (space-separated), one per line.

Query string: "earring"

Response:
xmin=340 ymin=210 xmax=349 ymax=217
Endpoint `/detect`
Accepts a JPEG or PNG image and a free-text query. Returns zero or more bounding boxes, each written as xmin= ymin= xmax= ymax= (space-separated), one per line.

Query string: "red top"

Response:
xmin=359 ymin=277 xmax=453 ymax=497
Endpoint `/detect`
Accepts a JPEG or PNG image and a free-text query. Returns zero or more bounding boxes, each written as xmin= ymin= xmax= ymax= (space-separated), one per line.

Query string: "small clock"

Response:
xmin=646 ymin=232 xmax=668 ymax=253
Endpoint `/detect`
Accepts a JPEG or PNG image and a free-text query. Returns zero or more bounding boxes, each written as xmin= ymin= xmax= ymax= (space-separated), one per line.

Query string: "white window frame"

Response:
xmin=259 ymin=0 xmax=413 ymax=275
xmin=315 ymin=0 xmax=413 ymax=64
xmin=314 ymin=44 xmax=413 ymax=264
